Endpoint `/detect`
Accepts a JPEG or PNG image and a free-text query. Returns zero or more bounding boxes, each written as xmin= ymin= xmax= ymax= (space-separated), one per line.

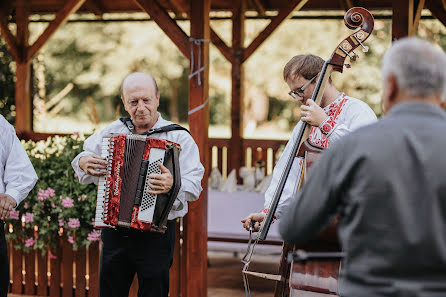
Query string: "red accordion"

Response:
xmin=94 ymin=134 xmax=181 ymax=232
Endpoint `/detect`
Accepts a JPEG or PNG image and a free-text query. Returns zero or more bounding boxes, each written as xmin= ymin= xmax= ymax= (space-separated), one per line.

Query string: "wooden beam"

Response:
xmin=0 ymin=13 xmax=19 ymax=61
xmin=411 ymin=0 xmax=425 ymax=35
xmin=83 ymin=0 xmax=105 ymax=16
xmin=230 ymin=0 xmax=245 ymax=180
xmin=184 ymin=0 xmax=210 ymax=296
xmin=210 ymin=30 xmax=232 ymax=63
xmin=15 ymin=0 xmax=32 ymax=132
xmin=135 ymin=0 xmax=190 ymax=59
xmin=250 ymin=0 xmax=266 ymax=16
xmin=426 ymin=0 xmax=446 ymax=27
xmin=27 ymin=0 xmax=87 ymax=60
xmin=165 ymin=0 xmax=183 ymax=18
xmin=168 ymin=0 xmax=232 ymax=63
xmin=392 ymin=0 xmax=410 ymax=40
xmin=242 ymin=0 xmax=309 ymax=62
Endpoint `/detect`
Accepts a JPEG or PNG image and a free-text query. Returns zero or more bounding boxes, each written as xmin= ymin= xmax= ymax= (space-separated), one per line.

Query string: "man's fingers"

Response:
xmin=158 ymin=163 xmax=170 ymax=173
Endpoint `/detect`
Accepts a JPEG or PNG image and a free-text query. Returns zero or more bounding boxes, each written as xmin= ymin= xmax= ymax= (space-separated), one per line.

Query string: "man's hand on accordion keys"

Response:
xmin=146 ymin=162 xmax=174 ymax=195
xmin=79 ymin=154 xmax=108 ymax=176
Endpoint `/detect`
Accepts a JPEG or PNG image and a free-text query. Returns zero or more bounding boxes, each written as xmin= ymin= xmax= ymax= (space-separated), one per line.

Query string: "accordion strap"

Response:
xmin=120 ymin=116 xmax=190 ymax=136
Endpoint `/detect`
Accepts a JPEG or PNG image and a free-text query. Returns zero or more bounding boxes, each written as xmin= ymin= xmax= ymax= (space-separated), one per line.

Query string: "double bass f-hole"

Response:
xmin=241 ymin=7 xmax=374 ymax=297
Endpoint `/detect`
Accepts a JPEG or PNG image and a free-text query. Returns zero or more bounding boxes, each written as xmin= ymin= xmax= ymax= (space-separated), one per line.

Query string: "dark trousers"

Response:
xmin=99 ymin=220 xmax=176 ymax=297
xmin=0 ymin=222 xmax=9 ymax=297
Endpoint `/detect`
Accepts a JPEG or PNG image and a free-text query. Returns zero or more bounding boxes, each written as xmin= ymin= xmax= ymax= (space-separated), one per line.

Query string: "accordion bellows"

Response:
xmin=95 ymin=134 xmax=181 ymax=232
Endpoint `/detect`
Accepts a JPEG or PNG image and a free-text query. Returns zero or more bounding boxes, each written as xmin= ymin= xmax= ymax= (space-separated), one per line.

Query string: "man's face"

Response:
xmin=286 ymin=75 xmax=316 ymax=104
xmin=122 ymin=81 xmax=160 ymax=128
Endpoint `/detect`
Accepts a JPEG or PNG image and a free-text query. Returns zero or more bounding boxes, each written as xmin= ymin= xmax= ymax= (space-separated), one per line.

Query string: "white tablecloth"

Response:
xmin=207 ymin=190 xmax=282 ymax=254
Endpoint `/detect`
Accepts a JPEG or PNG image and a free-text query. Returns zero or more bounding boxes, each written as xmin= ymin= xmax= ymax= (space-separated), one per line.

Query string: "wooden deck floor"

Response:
xmin=9 ymin=251 xmax=280 ymax=297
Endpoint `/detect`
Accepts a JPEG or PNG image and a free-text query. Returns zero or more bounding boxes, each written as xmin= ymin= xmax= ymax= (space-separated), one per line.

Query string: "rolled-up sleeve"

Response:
xmin=171 ymin=132 xmax=204 ymax=212
xmin=71 ymin=129 xmax=108 ymax=185
xmin=3 ymin=125 xmax=37 ymax=206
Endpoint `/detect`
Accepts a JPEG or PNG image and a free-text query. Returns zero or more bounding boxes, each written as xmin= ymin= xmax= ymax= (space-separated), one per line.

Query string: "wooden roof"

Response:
xmin=3 ymin=0 xmax=441 ymax=15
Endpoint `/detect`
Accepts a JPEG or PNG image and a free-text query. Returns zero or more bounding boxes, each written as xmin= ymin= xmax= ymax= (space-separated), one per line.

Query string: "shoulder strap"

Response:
xmin=120 ymin=116 xmax=136 ymax=134
xmin=120 ymin=116 xmax=190 ymax=136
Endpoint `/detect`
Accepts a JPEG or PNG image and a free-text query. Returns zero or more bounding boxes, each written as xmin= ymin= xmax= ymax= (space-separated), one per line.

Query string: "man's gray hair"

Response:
xmin=382 ymin=37 xmax=446 ymax=101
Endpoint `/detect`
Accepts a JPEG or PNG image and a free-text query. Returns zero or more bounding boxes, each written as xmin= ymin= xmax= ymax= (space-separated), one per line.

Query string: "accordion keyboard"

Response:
xmin=94 ymin=137 xmax=113 ymax=228
xmin=138 ymin=148 xmax=165 ymax=222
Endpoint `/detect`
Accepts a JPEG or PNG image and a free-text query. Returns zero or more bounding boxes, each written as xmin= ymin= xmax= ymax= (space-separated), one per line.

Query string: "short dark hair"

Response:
xmin=283 ymin=54 xmax=325 ymax=82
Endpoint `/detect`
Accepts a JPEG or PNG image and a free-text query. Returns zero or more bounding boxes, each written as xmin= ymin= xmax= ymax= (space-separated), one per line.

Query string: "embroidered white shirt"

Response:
xmin=0 ymin=116 xmax=38 ymax=207
xmin=263 ymin=94 xmax=377 ymax=219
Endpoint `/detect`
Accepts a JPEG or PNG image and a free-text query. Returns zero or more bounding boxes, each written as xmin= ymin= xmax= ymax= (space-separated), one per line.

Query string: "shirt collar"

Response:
xmin=387 ymin=101 xmax=446 ymax=119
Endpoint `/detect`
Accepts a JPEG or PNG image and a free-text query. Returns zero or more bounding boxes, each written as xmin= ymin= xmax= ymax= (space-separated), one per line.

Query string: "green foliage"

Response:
xmin=5 ymin=135 xmax=99 ymax=253
xmin=0 ymin=38 xmax=15 ymax=124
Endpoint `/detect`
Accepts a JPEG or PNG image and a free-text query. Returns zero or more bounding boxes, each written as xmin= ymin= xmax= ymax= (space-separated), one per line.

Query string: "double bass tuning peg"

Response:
xmin=354 ymin=34 xmax=369 ymax=52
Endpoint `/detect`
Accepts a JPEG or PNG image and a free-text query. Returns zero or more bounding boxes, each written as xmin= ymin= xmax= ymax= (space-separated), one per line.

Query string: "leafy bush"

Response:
xmin=5 ymin=135 xmax=100 ymax=253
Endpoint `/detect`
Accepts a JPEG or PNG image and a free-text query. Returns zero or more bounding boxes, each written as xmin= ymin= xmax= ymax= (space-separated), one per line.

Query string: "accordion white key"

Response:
xmin=94 ymin=134 xmax=181 ymax=232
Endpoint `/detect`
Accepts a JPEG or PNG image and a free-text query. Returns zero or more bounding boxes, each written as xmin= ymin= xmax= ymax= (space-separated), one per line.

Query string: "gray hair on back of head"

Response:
xmin=381 ymin=37 xmax=446 ymax=102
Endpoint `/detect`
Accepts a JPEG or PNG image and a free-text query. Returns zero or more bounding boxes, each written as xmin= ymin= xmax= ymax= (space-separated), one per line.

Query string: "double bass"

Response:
xmin=242 ymin=7 xmax=374 ymax=297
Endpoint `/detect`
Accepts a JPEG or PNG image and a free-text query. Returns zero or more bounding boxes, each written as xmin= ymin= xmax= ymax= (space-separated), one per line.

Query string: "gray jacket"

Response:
xmin=279 ymin=101 xmax=446 ymax=297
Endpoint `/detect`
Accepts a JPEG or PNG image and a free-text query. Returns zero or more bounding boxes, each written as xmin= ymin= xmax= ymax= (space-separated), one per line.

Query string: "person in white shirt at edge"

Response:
xmin=242 ymin=54 xmax=377 ymax=231
xmin=0 ymin=115 xmax=38 ymax=297
xmin=71 ymin=72 xmax=204 ymax=297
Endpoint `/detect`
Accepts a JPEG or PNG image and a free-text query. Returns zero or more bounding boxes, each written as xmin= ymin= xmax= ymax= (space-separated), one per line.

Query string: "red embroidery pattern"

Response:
xmin=308 ymin=94 xmax=348 ymax=147
xmin=262 ymin=208 xmax=277 ymax=221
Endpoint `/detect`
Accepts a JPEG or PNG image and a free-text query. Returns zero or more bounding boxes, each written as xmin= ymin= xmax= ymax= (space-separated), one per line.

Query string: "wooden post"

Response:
xmin=183 ymin=0 xmax=210 ymax=296
xmin=230 ymin=0 xmax=245 ymax=179
xmin=15 ymin=0 xmax=32 ymax=132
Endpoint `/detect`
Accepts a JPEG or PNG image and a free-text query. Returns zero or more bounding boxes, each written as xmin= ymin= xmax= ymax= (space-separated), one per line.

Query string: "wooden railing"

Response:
xmin=7 ymin=225 xmax=181 ymax=297
xmin=11 ymin=132 xmax=289 ymax=296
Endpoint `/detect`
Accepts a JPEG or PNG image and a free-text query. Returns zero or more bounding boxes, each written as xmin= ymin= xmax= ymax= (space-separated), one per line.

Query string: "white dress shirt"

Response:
xmin=71 ymin=113 xmax=204 ymax=220
xmin=0 ymin=115 xmax=38 ymax=206
xmin=264 ymin=95 xmax=377 ymax=219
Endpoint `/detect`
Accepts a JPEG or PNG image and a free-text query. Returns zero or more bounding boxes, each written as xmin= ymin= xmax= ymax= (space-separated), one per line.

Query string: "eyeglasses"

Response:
xmin=288 ymin=75 xmax=317 ymax=99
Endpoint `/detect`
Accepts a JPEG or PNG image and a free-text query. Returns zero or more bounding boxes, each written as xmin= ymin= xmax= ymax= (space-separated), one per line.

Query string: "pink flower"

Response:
xmin=67 ymin=218 xmax=80 ymax=229
xmin=74 ymin=173 xmax=78 ymax=178
xmin=37 ymin=189 xmax=47 ymax=201
xmin=25 ymin=237 xmax=35 ymax=247
xmin=61 ymin=197 xmax=74 ymax=208
xmin=24 ymin=202 xmax=28 ymax=209
xmin=77 ymin=194 xmax=86 ymax=202
xmin=9 ymin=209 xmax=19 ymax=220
xmin=24 ymin=212 xmax=33 ymax=223
xmin=68 ymin=235 xmax=74 ymax=244
xmin=58 ymin=218 xmax=65 ymax=227
xmin=48 ymin=250 xmax=57 ymax=260
xmin=46 ymin=188 xmax=55 ymax=197
xmin=37 ymin=187 xmax=56 ymax=201
xmin=73 ymin=131 xmax=80 ymax=137
xmin=87 ymin=229 xmax=101 ymax=242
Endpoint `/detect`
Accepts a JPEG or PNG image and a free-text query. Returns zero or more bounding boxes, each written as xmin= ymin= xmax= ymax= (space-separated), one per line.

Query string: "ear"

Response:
xmin=440 ymin=101 xmax=446 ymax=109
xmin=382 ymin=74 xmax=398 ymax=113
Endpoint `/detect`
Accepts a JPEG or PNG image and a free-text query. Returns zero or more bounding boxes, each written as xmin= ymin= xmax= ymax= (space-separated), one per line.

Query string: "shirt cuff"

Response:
xmin=319 ymin=116 xmax=336 ymax=136
xmin=262 ymin=208 xmax=277 ymax=222
xmin=5 ymin=189 xmax=21 ymax=208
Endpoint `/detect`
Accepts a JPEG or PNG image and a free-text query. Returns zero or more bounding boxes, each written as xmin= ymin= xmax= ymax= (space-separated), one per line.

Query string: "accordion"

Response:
xmin=94 ymin=134 xmax=181 ymax=232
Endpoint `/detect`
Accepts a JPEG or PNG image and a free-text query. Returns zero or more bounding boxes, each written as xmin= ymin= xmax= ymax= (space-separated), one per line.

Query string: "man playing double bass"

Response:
xmin=280 ymin=37 xmax=446 ymax=297
xmin=242 ymin=54 xmax=376 ymax=230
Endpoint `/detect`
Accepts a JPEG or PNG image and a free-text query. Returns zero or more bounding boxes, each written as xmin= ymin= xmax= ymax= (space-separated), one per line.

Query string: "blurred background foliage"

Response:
xmin=1 ymin=12 xmax=446 ymax=138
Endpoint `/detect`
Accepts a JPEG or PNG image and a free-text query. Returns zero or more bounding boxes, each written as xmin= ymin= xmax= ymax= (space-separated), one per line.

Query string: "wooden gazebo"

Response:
xmin=1 ymin=0 xmax=446 ymax=296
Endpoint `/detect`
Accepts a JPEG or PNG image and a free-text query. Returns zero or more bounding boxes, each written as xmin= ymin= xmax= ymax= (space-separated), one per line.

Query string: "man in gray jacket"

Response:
xmin=279 ymin=37 xmax=446 ymax=297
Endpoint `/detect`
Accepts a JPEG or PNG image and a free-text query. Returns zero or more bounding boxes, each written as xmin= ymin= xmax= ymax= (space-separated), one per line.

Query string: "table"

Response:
xmin=207 ymin=190 xmax=283 ymax=255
